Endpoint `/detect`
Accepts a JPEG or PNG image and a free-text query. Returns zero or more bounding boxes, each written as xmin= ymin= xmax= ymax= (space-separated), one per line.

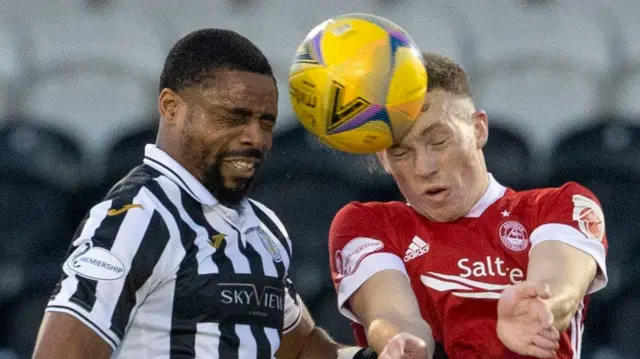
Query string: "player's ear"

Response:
xmin=473 ymin=110 xmax=488 ymax=149
xmin=376 ymin=151 xmax=393 ymax=174
xmin=158 ymin=88 xmax=183 ymax=125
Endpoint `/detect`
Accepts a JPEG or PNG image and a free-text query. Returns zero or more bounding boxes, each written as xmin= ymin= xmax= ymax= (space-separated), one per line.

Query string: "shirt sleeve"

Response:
xmin=530 ymin=182 xmax=609 ymax=294
xmin=328 ymin=202 xmax=407 ymax=322
xmin=282 ymin=274 xmax=303 ymax=334
xmin=46 ymin=188 xmax=171 ymax=350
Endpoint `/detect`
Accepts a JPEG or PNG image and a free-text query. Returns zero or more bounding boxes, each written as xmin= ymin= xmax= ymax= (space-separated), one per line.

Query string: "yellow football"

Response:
xmin=288 ymin=13 xmax=427 ymax=153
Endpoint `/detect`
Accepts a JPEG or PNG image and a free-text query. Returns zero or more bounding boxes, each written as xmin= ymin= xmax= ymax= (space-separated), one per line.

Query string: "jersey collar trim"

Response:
xmin=465 ymin=173 xmax=506 ymax=218
xmin=143 ymin=144 xmax=217 ymax=206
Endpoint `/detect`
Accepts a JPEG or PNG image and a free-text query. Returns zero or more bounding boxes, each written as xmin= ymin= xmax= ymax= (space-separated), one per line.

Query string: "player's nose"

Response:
xmin=413 ymin=148 xmax=438 ymax=178
xmin=240 ymin=120 xmax=267 ymax=147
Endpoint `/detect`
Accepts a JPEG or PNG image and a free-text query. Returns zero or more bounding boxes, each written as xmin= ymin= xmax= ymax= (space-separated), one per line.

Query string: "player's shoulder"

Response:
xmin=247 ymin=198 xmax=290 ymax=238
xmin=87 ymin=165 xmax=165 ymax=220
xmin=333 ymin=200 xmax=412 ymax=221
xmin=507 ymin=181 xmax=598 ymax=205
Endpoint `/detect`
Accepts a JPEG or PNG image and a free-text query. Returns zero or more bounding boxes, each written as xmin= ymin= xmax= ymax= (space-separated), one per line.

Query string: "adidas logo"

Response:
xmin=404 ymin=236 xmax=429 ymax=262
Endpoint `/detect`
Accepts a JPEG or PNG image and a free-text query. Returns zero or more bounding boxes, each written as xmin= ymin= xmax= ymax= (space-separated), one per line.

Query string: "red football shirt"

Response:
xmin=329 ymin=175 xmax=608 ymax=359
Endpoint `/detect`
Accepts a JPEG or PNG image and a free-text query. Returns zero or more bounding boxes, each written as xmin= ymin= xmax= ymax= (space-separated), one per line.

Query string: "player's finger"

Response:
xmin=534 ymin=283 xmax=551 ymax=300
xmin=533 ymin=299 xmax=554 ymax=328
xmin=512 ymin=281 xmax=550 ymax=299
xmin=532 ymin=333 xmax=560 ymax=351
xmin=539 ymin=325 xmax=561 ymax=341
xmin=383 ymin=337 xmax=405 ymax=358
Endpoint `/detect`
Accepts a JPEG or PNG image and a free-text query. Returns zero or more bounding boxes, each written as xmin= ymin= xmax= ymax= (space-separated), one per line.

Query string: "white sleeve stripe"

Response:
xmin=530 ymin=223 xmax=608 ymax=294
xmin=282 ymin=294 xmax=303 ymax=334
xmin=46 ymin=305 xmax=119 ymax=350
xmin=337 ymin=252 xmax=408 ymax=323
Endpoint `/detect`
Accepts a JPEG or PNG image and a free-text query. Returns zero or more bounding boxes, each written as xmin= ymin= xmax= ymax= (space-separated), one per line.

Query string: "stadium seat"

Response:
xmin=27 ymin=0 xmax=172 ymax=79
xmin=483 ymin=123 xmax=534 ymax=190
xmin=602 ymin=288 xmax=640 ymax=358
xmin=601 ymin=0 xmax=640 ymax=64
xmin=0 ymin=171 xmax=74 ymax=290
xmin=105 ymin=122 xmax=158 ymax=186
xmin=371 ymin=0 xmax=475 ymax=67
xmin=612 ymin=64 xmax=640 ymax=119
xmin=0 ymin=11 xmax=28 ymax=87
xmin=0 ymin=116 xmax=85 ymax=190
xmin=19 ymin=60 xmax=157 ymax=162
xmin=549 ymin=119 xmax=640 ymax=296
xmin=264 ymin=123 xmax=396 ymax=189
xmin=473 ymin=60 xmax=600 ymax=160
xmin=459 ymin=1 xmax=612 ymax=76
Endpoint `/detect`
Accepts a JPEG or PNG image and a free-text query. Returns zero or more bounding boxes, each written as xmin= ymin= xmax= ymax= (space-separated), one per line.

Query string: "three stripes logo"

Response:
xmin=420 ymin=272 xmax=512 ymax=300
xmin=404 ymin=236 xmax=430 ymax=262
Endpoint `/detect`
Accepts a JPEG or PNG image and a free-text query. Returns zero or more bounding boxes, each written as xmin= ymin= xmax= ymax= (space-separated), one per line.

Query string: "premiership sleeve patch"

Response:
xmin=572 ymin=194 xmax=605 ymax=242
xmin=335 ymin=237 xmax=384 ymax=278
xmin=65 ymin=242 xmax=126 ymax=281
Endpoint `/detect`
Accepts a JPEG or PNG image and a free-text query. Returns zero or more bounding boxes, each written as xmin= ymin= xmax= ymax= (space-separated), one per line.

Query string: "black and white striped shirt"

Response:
xmin=47 ymin=144 xmax=303 ymax=358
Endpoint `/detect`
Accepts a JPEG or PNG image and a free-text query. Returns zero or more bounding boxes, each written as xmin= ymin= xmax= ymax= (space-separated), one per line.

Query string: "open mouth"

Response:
xmin=223 ymin=158 xmax=260 ymax=177
xmin=424 ymin=187 xmax=450 ymax=200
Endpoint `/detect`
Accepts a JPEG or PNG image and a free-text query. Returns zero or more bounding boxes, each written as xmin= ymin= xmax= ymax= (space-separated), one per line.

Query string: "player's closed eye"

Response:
xmin=389 ymin=148 xmax=410 ymax=158
xmin=260 ymin=119 xmax=275 ymax=131
xmin=431 ymin=137 xmax=449 ymax=147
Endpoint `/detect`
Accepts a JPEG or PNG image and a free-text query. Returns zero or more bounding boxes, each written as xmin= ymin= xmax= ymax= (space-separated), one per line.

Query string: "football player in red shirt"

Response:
xmin=328 ymin=53 xmax=608 ymax=359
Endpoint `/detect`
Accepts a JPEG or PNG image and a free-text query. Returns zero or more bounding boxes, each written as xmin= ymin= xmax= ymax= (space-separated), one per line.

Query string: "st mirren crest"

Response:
xmin=257 ymin=227 xmax=283 ymax=263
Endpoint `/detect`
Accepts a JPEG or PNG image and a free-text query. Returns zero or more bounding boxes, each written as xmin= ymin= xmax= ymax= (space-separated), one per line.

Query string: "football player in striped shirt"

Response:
xmin=32 ymin=29 xmax=382 ymax=359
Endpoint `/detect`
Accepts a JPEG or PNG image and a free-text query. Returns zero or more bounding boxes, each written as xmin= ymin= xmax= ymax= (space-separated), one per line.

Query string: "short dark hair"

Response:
xmin=159 ymin=29 xmax=274 ymax=93
xmin=422 ymin=52 xmax=471 ymax=97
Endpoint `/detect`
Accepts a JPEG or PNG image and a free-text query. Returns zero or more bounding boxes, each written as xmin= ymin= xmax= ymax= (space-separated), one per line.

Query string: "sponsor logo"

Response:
xmin=404 ymin=236 xmax=430 ymax=262
xmin=218 ymin=283 xmax=284 ymax=315
xmin=499 ymin=221 xmax=529 ymax=252
xmin=572 ymin=194 xmax=605 ymax=242
xmin=106 ymin=203 xmax=143 ymax=216
xmin=257 ymin=227 xmax=282 ymax=263
xmin=335 ymin=237 xmax=384 ymax=278
xmin=457 ymin=256 xmax=524 ymax=284
xmin=66 ymin=246 xmax=125 ymax=281
xmin=420 ymin=256 xmax=524 ymax=300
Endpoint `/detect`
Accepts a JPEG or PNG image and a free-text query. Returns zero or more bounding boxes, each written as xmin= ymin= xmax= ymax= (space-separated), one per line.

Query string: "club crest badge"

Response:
xmin=257 ymin=227 xmax=282 ymax=263
xmin=499 ymin=221 xmax=529 ymax=252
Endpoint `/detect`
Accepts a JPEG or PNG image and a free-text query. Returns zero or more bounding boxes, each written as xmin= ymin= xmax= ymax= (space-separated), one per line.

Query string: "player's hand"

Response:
xmin=378 ymin=333 xmax=429 ymax=359
xmin=497 ymin=281 xmax=560 ymax=358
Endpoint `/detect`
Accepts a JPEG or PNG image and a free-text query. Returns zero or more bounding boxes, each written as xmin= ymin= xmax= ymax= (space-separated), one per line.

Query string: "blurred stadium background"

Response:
xmin=1 ymin=0 xmax=639 ymax=358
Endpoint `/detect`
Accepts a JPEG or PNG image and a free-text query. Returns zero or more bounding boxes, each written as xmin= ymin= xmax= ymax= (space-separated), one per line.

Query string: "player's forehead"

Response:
xmin=402 ymin=90 xmax=457 ymax=140
xmin=188 ymin=70 xmax=278 ymax=115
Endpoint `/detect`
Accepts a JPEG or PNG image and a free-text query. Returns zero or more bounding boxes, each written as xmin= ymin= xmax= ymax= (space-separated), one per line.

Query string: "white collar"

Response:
xmin=465 ymin=173 xmax=507 ymax=218
xmin=142 ymin=144 xmax=260 ymax=230
xmin=143 ymin=144 xmax=218 ymax=206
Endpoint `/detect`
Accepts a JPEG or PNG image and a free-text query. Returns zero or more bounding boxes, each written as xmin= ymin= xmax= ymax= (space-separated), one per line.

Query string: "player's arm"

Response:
xmin=276 ymin=299 xmax=377 ymax=359
xmin=32 ymin=190 xmax=173 ymax=358
xmin=32 ymin=312 xmax=112 ymax=359
xmin=349 ymin=269 xmax=435 ymax=357
xmin=329 ymin=203 xmax=435 ymax=358
xmin=276 ymin=275 xmax=377 ymax=359
xmin=526 ymin=241 xmax=597 ymax=331
xmin=526 ymin=184 xmax=609 ymax=332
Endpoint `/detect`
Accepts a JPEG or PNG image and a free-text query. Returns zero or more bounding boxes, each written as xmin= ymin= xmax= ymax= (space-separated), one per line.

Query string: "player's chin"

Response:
xmin=224 ymin=176 xmax=254 ymax=194
xmin=420 ymin=203 xmax=465 ymax=223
